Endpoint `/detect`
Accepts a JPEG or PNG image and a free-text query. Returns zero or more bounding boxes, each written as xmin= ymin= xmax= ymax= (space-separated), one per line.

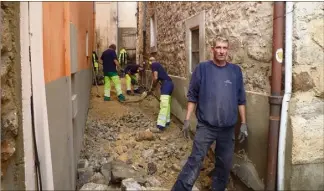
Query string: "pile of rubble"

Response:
xmin=77 ymin=158 xmax=167 ymax=190
xmin=78 ymin=111 xmax=200 ymax=190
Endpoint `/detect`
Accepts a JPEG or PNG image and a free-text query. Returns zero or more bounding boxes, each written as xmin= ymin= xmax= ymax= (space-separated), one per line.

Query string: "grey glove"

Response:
xmin=238 ymin=123 xmax=248 ymax=143
xmin=182 ymin=120 xmax=190 ymax=139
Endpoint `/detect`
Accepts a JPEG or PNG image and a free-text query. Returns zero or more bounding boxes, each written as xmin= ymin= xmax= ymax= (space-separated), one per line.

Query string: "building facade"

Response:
xmin=136 ymin=2 xmax=324 ymax=190
xmin=95 ymin=2 xmax=137 ymax=62
xmin=1 ymin=1 xmax=95 ymax=190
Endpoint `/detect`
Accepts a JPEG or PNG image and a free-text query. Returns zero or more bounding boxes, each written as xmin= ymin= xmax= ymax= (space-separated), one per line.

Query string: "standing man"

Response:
xmin=100 ymin=44 xmax=126 ymax=102
xmin=171 ymin=36 xmax=248 ymax=191
xmin=118 ymin=47 xmax=128 ymax=69
xmin=149 ymin=57 xmax=174 ymax=131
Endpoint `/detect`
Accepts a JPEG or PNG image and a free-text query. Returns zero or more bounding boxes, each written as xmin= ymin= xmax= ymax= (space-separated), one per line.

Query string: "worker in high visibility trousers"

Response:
xmin=149 ymin=57 xmax=174 ymax=131
xmin=124 ymin=63 xmax=144 ymax=95
xmin=118 ymin=47 xmax=128 ymax=70
xmin=100 ymin=44 xmax=126 ymax=102
xmin=92 ymin=51 xmax=99 ymax=75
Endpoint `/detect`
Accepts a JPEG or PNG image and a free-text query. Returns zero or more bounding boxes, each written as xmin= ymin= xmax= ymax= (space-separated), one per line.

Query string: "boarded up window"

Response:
xmin=150 ymin=14 xmax=157 ymax=52
xmin=191 ymin=28 xmax=199 ymax=73
xmin=185 ymin=11 xmax=205 ymax=75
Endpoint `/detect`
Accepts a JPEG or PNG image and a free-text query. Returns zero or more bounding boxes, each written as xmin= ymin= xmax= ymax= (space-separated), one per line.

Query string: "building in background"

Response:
xmin=1 ymin=1 xmax=94 ymax=190
xmin=95 ymin=2 xmax=137 ymax=63
xmin=136 ymin=1 xmax=324 ymax=190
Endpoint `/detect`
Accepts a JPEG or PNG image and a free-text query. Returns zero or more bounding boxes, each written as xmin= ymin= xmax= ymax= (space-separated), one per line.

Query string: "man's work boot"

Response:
xmin=104 ymin=96 xmax=111 ymax=101
xmin=118 ymin=94 xmax=126 ymax=102
xmin=166 ymin=122 xmax=170 ymax=127
xmin=133 ymin=89 xmax=141 ymax=94
xmin=126 ymin=90 xmax=134 ymax=96
xmin=157 ymin=125 xmax=166 ymax=131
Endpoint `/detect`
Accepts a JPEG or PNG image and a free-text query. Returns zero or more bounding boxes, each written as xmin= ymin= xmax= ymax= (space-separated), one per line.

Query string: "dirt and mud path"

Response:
xmin=77 ymin=81 xmax=237 ymax=190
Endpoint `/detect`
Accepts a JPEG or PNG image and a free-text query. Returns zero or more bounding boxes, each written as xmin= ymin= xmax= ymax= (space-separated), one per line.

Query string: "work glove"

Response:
xmin=182 ymin=120 xmax=190 ymax=139
xmin=238 ymin=123 xmax=248 ymax=143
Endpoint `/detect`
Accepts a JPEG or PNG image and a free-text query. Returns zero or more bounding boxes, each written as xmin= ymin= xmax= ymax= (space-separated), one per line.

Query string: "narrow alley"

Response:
xmin=1 ymin=1 xmax=323 ymax=191
xmin=76 ymin=82 xmax=222 ymax=190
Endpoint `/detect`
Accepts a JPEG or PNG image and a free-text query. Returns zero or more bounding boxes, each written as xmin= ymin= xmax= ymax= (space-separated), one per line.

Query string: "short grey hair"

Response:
xmin=212 ymin=35 xmax=229 ymax=47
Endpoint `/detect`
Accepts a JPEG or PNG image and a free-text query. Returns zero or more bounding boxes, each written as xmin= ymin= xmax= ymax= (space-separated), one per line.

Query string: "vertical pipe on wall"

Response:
xmin=0 ymin=0 xmax=2 ymax=134
xmin=142 ymin=2 xmax=147 ymax=87
xmin=277 ymin=2 xmax=293 ymax=190
xmin=28 ymin=2 xmax=54 ymax=189
xmin=93 ymin=2 xmax=96 ymax=52
xmin=266 ymin=2 xmax=285 ymax=191
xmin=116 ymin=2 xmax=119 ymax=51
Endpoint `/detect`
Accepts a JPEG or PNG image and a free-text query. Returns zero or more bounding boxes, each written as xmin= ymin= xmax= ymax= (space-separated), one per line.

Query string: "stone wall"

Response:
xmin=141 ymin=1 xmax=273 ymax=94
xmin=137 ymin=1 xmax=324 ymax=189
xmin=289 ymin=2 xmax=324 ymax=190
xmin=1 ymin=2 xmax=25 ymax=190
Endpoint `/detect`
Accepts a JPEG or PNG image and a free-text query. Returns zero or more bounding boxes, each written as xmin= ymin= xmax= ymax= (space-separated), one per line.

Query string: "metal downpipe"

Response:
xmin=142 ymin=2 xmax=147 ymax=87
xmin=266 ymin=2 xmax=285 ymax=190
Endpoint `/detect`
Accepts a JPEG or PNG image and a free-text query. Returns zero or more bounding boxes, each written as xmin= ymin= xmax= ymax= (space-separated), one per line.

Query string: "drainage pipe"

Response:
xmin=266 ymin=2 xmax=285 ymax=190
xmin=277 ymin=2 xmax=293 ymax=190
xmin=116 ymin=2 xmax=119 ymax=51
xmin=0 ymin=1 xmax=2 ymax=130
xmin=93 ymin=2 xmax=96 ymax=52
xmin=142 ymin=2 xmax=147 ymax=86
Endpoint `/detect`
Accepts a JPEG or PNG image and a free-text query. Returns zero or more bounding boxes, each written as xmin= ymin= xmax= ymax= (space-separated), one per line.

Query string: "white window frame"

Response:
xmin=150 ymin=13 xmax=157 ymax=53
xmin=185 ymin=11 xmax=206 ymax=75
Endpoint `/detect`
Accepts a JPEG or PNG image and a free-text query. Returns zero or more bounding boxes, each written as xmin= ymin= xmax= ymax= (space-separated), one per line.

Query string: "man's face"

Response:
xmin=212 ymin=41 xmax=229 ymax=61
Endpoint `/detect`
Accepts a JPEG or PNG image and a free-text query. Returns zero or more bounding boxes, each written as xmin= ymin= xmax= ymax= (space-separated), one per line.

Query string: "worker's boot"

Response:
xmin=104 ymin=96 xmax=111 ymax=101
xmin=133 ymin=89 xmax=141 ymax=94
xmin=118 ymin=94 xmax=126 ymax=102
xmin=157 ymin=125 xmax=165 ymax=131
xmin=166 ymin=122 xmax=170 ymax=127
xmin=126 ymin=90 xmax=134 ymax=96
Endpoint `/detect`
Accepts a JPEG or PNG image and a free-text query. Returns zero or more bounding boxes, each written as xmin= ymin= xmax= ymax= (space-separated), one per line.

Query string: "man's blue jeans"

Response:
xmin=171 ymin=122 xmax=235 ymax=191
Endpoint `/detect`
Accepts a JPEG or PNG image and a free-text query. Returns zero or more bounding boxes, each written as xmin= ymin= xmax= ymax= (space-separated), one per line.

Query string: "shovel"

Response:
xmin=122 ymin=90 xmax=160 ymax=103
xmin=91 ymin=62 xmax=101 ymax=98
xmin=122 ymin=90 xmax=149 ymax=103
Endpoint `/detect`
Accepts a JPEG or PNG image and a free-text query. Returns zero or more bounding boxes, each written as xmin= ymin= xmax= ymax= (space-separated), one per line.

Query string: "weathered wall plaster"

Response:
xmin=1 ymin=1 xmax=25 ymax=190
xmin=289 ymin=2 xmax=324 ymax=190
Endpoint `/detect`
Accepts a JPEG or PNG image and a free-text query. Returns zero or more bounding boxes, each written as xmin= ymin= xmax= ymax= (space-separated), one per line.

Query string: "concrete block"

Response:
xmin=290 ymin=163 xmax=324 ymax=190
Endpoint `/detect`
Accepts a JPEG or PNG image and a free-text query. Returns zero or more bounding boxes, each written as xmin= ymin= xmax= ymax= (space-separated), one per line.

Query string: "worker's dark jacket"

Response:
xmin=124 ymin=64 xmax=140 ymax=75
xmin=187 ymin=60 xmax=246 ymax=128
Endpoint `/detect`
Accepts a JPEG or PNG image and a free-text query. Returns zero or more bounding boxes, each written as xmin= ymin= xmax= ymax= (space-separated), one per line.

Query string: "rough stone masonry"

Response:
xmin=140 ymin=1 xmax=273 ymax=94
xmin=1 ymin=2 xmax=25 ymax=190
xmin=137 ymin=1 xmax=324 ymax=190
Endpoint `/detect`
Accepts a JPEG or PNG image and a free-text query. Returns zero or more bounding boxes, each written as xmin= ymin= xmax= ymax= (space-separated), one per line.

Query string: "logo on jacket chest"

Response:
xmin=224 ymin=80 xmax=232 ymax=86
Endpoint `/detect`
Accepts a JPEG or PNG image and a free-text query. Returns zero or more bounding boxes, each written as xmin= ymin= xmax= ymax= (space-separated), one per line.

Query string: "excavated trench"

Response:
xmin=76 ymin=82 xmax=247 ymax=191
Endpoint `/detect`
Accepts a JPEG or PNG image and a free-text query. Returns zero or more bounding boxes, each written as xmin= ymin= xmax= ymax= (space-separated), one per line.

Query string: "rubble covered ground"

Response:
xmin=77 ymin=80 xmax=237 ymax=191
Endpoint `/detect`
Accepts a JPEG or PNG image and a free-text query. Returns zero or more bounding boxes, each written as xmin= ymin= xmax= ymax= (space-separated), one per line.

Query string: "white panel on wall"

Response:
xmin=70 ymin=23 xmax=78 ymax=74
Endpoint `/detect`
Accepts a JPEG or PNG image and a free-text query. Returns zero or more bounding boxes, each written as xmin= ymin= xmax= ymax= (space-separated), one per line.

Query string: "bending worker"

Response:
xmin=124 ymin=63 xmax=144 ymax=95
xmin=149 ymin=57 xmax=174 ymax=131
xmin=100 ymin=44 xmax=126 ymax=102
